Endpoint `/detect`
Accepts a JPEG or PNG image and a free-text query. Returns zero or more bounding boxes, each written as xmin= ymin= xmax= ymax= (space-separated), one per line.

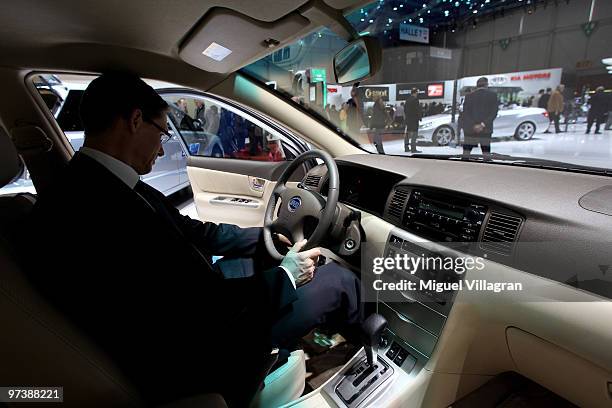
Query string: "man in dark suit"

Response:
xmin=539 ymin=87 xmax=552 ymax=133
xmin=403 ymin=88 xmax=422 ymax=153
xmin=24 ymin=73 xmax=361 ymax=406
xmin=586 ymin=86 xmax=607 ymax=134
xmin=460 ymin=77 xmax=499 ymax=160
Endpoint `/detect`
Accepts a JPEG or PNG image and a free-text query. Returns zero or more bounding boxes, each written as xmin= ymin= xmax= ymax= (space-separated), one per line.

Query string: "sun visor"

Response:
xmin=179 ymin=9 xmax=310 ymax=74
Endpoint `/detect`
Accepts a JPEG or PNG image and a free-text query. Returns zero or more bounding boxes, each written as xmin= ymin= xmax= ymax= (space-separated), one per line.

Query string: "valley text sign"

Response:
xmin=400 ymin=23 xmax=429 ymax=44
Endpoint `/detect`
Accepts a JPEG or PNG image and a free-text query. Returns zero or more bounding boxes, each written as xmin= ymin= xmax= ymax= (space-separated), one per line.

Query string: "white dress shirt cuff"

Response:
xmin=279 ymin=266 xmax=296 ymax=289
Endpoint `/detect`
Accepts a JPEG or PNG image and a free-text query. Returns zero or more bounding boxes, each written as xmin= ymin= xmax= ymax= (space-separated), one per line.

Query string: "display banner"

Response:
xmin=399 ymin=23 xmax=429 ymax=44
xmin=396 ymin=82 xmax=445 ymax=100
xmin=360 ymin=86 xmax=390 ymax=102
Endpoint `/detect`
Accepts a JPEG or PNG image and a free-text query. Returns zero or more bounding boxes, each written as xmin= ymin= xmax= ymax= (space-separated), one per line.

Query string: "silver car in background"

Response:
xmin=419 ymin=106 xmax=550 ymax=146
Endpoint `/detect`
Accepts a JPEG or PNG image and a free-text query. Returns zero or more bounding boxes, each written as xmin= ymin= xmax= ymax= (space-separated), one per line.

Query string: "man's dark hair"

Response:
xmin=539 ymin=89 xmax=544 ymax=93
xmin=411 ymin=88 xmax=419 ymax=95
xmin=476 ymin=77 xmax=489 ymax=88
xmin=546 ymin=87 xmax=552 ymax=92
xmin=80 ymin=72 xmax=168 ymax=136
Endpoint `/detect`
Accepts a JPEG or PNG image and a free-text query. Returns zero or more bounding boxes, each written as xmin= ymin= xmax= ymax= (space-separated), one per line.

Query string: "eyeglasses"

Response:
xmin=144 ymin=117 xmax=173 ymax=144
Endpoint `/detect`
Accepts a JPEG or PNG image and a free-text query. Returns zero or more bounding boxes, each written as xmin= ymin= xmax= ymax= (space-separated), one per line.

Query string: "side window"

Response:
xmin=162 ymin=95 xmax=295 ymax=162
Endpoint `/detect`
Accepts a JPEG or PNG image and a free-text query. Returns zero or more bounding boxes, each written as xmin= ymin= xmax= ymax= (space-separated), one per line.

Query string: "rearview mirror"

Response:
xmin=333 ymin=36 xmax=381 ymax=84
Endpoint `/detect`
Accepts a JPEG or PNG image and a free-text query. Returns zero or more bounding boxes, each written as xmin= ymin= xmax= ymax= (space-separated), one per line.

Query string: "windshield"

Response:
xmin=243 ymin=0 xmax=612 ymax=173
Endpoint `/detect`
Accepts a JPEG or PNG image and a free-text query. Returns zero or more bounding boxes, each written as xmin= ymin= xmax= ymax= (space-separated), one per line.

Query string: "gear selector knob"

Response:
xmin=361 ymin=313 xmax=387 ymax=367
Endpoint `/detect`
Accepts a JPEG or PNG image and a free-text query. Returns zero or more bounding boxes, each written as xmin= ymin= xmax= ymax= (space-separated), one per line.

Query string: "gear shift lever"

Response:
xmin=361 ymin=313 xmax=387 ymax=367
xmin=332 ymin=314 xmax=392 ymax=407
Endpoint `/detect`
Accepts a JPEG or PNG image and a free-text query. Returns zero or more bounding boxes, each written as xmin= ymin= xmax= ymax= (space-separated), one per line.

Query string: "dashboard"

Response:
xmin=303 ymin=156 xmax=612 ymax=301
xmin=301 ymin=154 xmax=612 ymax=407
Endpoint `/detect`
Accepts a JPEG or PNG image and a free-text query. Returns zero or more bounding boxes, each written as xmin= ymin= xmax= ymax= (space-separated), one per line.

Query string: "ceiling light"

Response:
xmin=202 ymin=42 xmax=232 ymax=61
xmin=602 ymin=58 xmax=612 ymax=65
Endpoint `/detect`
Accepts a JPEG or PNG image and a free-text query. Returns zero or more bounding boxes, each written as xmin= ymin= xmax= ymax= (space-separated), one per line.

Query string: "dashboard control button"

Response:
xmin=385 ymin=342 xmax=401 ymax=360
xmin=393 ymin=348 xmax=410 ymax=366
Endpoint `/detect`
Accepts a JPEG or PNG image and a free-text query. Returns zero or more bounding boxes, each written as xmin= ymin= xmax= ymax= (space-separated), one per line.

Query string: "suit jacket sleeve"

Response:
xmin=485 ymin=92 xmax=499 ymax=128
xmin=151 ymin=187 xmax=297 ymax=310
xmin=462 ymin=93 xmax=476 ymax=130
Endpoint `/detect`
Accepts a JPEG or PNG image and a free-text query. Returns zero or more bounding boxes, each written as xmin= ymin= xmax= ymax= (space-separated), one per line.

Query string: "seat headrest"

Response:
xmin=0 ymin=128 xmax=22 ymax=187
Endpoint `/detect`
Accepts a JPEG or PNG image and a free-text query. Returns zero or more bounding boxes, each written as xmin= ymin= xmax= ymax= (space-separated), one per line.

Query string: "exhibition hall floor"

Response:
xmin=385 ymin=123 xmax=612 ymax=170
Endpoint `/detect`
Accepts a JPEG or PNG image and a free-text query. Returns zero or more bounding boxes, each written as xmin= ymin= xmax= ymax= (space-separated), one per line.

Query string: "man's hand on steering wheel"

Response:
xmin=280 ymin=239 xmax=321 ymax=287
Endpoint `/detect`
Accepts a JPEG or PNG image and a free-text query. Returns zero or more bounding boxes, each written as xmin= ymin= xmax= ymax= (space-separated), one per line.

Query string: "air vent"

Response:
xmin=304 ymin=175 xmax=322 ymax=189
xmin=387 ymin=188 xmax=409 ymax=221
xmin=481 ymin=212 xmax=522 ymax=255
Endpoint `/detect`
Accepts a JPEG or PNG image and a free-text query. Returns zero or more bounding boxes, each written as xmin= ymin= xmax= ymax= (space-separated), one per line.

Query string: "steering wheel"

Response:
xmin=263 ymin=150 xmax=339 ymax=260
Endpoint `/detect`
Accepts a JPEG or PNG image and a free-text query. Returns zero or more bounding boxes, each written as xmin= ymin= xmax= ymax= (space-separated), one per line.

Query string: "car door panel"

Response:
xmin=187 ymin=159 xmax=304 ymax=227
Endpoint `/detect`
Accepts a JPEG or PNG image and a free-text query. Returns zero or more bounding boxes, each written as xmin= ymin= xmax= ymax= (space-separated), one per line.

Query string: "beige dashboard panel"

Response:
xmin=507 ymin=327 xmax=612 ymax=407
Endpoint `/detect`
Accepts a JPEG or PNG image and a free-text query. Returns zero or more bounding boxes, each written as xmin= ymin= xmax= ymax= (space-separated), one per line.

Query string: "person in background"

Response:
xmin=339 ymin=102 xmax=348 ymax=131
xmin=329 ymin=104 xmax=339 ymax=124
xmin=346 ymin=84 xmax=363 ymax=135
xmin=547 ymin=84 xmax=565 ymax=134
xmin=605 ymin=90 xmax=612 ymax=131
xmin=175 ymin=98 xmax=188 ymax=114
xmin=204 ymin=105 xmax=219 ymax=135
xmin=540 ymin=87 xmax=552 ymax=133
xmin=460 ymin=77 xmax=498 ymax=160
xmin=370 ymin=95 xmax=387 ymax=154
xmin=394 ymin=102 xmax=405 ymax=128
xmin=532 ymin=89 xmax=544 ymax=108
xmin=403 ymin=88 xmax=422 ymax=154
xmin=586 ymin=86 xmax=607 ymax=134
xmin=195 ymin=100 xmax=206 ymax=128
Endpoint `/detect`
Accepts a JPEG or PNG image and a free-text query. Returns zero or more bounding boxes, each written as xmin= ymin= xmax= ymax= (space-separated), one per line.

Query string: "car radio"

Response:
xmin=403 ymin=189 xmax=487 ymax=242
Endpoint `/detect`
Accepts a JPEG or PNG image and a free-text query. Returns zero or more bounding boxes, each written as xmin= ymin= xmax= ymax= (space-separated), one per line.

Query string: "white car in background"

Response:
xmin=419 ymin=106 xmax=550 ymax=146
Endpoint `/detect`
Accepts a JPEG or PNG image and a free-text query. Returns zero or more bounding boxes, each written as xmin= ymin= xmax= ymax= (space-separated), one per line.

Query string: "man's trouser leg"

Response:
xmin=271 ymin=263 xmax=362 ymax=349
xmin=587 ymin=113 xmax=594 ymax=133
xmin=553 ymin=113 xmax=561 ymax=133
xmin=481 ymin=138 xmax=492 ymax=161
xmin=605 ymin=112 xmax=612 ymax=130
xmin=595 ymin=115 xmax=604 ymax=133
xmin=462 ymin=141 xmax=474 ymax=159
xmin=373 ymin=130 xmax=385 ymax=154
xmin=410 ymin=131 xmax=418 ymax=152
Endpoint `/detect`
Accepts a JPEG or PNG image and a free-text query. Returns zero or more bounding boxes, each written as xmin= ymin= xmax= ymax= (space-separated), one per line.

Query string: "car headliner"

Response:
xmin=0 ymin=0 xmax=368 ymax=90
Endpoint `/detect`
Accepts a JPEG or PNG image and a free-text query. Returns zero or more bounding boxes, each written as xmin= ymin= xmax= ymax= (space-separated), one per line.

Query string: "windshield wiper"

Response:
xmin=408 ymin=153 xmax=612 ymax=176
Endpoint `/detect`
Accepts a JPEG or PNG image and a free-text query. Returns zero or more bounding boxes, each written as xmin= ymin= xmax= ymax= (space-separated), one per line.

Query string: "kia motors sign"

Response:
xmin=399 ymin=23 xmax=429 ymax=44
